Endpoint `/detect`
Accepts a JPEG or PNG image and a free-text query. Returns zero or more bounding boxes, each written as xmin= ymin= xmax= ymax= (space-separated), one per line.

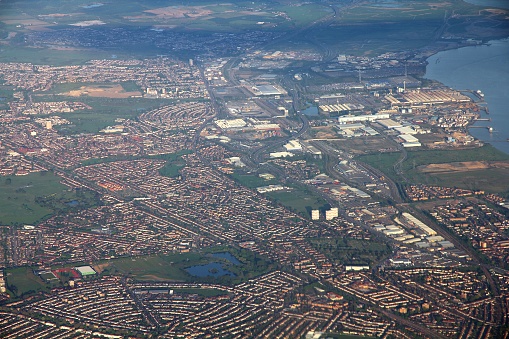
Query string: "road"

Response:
xmin=405 ymin=206 xmax=504 ymax=325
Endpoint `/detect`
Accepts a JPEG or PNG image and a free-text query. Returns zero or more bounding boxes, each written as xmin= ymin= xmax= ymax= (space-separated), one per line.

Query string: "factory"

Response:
xmin=402 ymin=213 xmax=437 ymax=236
xmin=215 ymin=118 xmax=247 ymax=130
xmin=338 ymin=113 xmax=390 ymax=124
xmin=385 ymin=89 xmax=471 ymax=107
xmin=250 ymin=85 xmax=286 ymax=96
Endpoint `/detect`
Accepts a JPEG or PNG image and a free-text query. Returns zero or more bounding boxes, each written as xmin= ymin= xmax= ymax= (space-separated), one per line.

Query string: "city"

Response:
xmin=0 ymin=0 xmax=508 ymax=338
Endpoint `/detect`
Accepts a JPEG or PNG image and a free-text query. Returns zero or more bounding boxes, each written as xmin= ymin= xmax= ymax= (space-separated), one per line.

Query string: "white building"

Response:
xmin=284 ymin=140 xmax=302 ymax=152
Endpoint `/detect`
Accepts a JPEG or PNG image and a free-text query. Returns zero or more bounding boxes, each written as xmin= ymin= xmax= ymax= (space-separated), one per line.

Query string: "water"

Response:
xmin=185 ymin=263 xmax=235 ymax=277
xmin=425 ymin=38 xmax=509 ymax=154
xmin=66 ymin=200 xmax=79 ymax=207
xmin=211 ymin=252 xmax=242 ymax=265
xmin=302 ymin=102 xmax=319 ymax=116
xmin=82 ymin=3 xmax=104 ymax=9
xmin=463 ymin=0 xmax=509 ymax=9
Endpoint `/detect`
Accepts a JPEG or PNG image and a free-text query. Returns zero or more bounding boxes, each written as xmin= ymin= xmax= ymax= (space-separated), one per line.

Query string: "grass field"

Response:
xmin=157 ymin=151 xmax=192 ymax=178
xmin=5 ymin=267 xmax=49 ymax=297
xmin=98 ymin=248 xmax=272 ymax=284
xmin=0 ymin=46 xmax=121 ymax=66
xmin=33 ymin=96 xmax=174 ymax=134
xmin=266 ymin=186 xmax=328 ymax=217
xmin=358 ymin=145 xmax=509 ymax=194
xmin=0 ymin=0 xmax=331 ymax=36
xmin=309 ymin=238 xmax=391 ymax=266
xmin=231 ymin=171 xmax=278 ymax=188
xmin=107 ymin=253 xmax=202 ymax=281
xmin=0 ymin=172 xmax=68 ymax=224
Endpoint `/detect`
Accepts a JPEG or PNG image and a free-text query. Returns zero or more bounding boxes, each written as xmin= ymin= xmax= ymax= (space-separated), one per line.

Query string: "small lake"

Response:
xmin=66 ymin=200 xmax=79 ymax=207
xmin=302 ymin=102 xmax=319 ymax=116
xmin=186 ymin=262 xmax=236 ymax=278
xmin=211 ymin=252 xmax=242 ymax=265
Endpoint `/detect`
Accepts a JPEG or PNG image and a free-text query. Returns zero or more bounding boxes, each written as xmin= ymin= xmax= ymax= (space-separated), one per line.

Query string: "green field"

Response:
xmin=98 ymin=248 xmax=272 ymax=284
xmin=105 ymin=253 xmax=203 ymax=281
xmin=0 ymin=0 xmax=331 ymax=37
xmin=358 ymin=145 xmax=509 ymax=194
xmin=266 ymin=186 xmax=328 ymax=217
xmin=5 ymin=267 xmax=49 ymax=297
xmin=157 ymin=151 xmax=193 ymax=178
xmin=309 ymin=238 xmax=391 ymax=266
xmin=33 ymin=96 xmax=175 ymax=134
xmin=0 ymin=172 xmax=73 ymax=225
xmin=231 ymin=171 xmax=278 ymax=188
xmin=0 ymin=46 xmax=124 ymax=66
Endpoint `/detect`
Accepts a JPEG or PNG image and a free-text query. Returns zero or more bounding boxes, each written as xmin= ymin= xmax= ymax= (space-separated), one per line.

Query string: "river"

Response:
xmin=424 ymin=38 xmax=509 ymax=154
xmin=463 ymin=0 xmax=509 ymax=9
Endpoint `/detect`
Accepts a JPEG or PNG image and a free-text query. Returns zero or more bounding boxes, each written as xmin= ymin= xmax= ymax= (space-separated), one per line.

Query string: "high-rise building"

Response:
xmin=311 ymin=210 xmax=320 ymax=220
xmin=325 ymin=207 xmax=338 ymax=220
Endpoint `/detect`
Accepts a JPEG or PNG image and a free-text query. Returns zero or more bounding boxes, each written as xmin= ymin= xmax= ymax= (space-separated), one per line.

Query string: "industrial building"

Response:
xmin=338 ymin=113 xmax=390 ymax=124
xmin=251 ymin=85 xmax=285 ymax=96
xmin=75 ymin=266 xmax=96 ymax=277
xmin=385 ymin=89 xmax=471 ymax=107
xmin=402 ymin=213 xmax=437 ymax=236
xmin=284 ymin=140 xmax=303 ymax=152
xmin=399 ymin=134 xmax=422 ymax=148
xmin=377 ymin=119 xmax=402 ymax=129
xmin=215 ymin=118 xmax=247 ymax=130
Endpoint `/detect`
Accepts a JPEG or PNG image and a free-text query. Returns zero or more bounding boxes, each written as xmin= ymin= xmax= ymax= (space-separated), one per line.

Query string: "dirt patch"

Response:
xmin=314 ymin=131 xmax=338 ymax=139
xmin=419 ymin=161 xmax=509 ymax=174
xmin=63 ymin=84 xmax=142 ymax=98
xmin=483 ymin=8 xmax=508 ymax=15
xmin=145 ymin=6 xmax=213 ymax=18
xmin=92 ymin=263 xmax=110 ymax=274
xmin=70 ymin=20 xmax=106 ymax=27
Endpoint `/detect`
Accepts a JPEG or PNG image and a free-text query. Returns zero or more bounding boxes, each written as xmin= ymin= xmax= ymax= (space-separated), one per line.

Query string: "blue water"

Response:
xmin=211 ymin=252 xmax=242 ymax=265
xmin=302 ymin=102 xmax=319 ymax=116
xmin=425 ymin=39 xmax=509 ymax=154
xmin=185 ymin=263 xmax=235 ymax=277
xmin=82 ymin=3 xmax=104 ymax=9
xmin=66 ymin=200 xmax=79 ymax=206
xmin=464 ymin=0 xmax=509 ymax=9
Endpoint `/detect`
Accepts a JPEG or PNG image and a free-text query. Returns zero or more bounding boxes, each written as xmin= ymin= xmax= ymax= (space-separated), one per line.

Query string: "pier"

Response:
xmin=469 ymin=126 xmax=493 ymax=132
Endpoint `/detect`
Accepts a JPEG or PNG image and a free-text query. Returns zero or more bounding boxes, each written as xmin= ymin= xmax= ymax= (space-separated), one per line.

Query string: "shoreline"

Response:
xmin=423 ymin=37 xmax=509 ymax=155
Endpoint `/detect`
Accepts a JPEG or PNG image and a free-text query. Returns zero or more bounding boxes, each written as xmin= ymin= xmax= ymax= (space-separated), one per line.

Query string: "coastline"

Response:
xmin=424 ymin=37 xmax=509 ymax=155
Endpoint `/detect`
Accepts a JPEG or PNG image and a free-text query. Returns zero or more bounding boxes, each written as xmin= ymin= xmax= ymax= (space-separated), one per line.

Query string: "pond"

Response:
xmin=302 ymin=102 xmax=319 ymax=116
xmin=211 ymin=252 xmax=242 ymax=265
xmin=66 ymin=200 xmax=79 ymax=207
xmin=185 ymin=263 xmax=236 ymax=278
